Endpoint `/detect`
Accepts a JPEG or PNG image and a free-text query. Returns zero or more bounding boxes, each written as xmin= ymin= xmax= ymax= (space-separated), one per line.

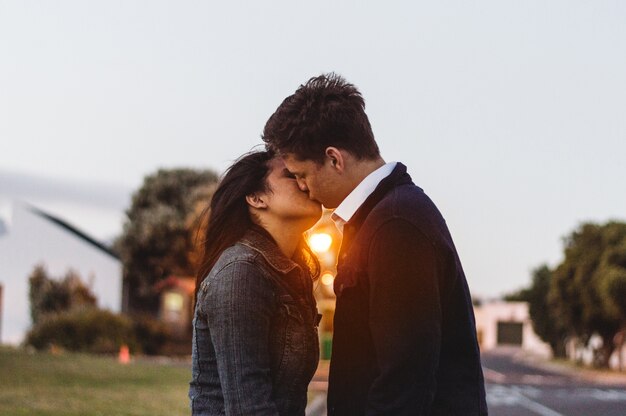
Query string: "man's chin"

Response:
xmin=309 ymin=198 xmax=325 ymax=207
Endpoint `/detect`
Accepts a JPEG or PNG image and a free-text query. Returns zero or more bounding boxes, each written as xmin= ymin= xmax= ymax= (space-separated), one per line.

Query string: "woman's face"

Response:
xmin=262 ymin=158 xmax=322 ymax=227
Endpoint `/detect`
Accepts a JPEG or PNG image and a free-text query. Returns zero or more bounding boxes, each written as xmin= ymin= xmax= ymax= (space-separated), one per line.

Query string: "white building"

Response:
xmin=0 ymin=202 xmax=122 ymax=344
xmin=474 ymin=300 xmax=552 ymax=358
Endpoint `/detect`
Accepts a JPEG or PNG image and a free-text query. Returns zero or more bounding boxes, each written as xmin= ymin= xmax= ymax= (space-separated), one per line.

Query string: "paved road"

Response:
xmin=483 ymin=349 xmax=626 ymax=416
xmin=306 ymin=349 xmax=626 ymax=416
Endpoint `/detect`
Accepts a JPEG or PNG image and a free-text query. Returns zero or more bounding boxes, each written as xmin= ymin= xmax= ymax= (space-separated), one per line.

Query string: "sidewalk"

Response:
xmin=306 ymin=360 xmax=329 ymax=416
xmin=309 ymin=359 xmax=329 ymax=391
xmin=509 ymin=348 xmax=626 ymax=387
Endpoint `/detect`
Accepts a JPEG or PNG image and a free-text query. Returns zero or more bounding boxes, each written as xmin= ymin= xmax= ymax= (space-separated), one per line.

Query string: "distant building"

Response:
xmin=474 ymin=300 xmax=551 ymax=357
xmin=0 ymin=202 xmax=122 ymax=344
xmin=153 ymin=275 xmax=195 ymax=340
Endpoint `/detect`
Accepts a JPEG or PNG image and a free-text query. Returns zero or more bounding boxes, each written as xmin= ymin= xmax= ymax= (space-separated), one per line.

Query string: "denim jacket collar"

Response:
xmin=239 ymin=225 xmax=300 ymax=275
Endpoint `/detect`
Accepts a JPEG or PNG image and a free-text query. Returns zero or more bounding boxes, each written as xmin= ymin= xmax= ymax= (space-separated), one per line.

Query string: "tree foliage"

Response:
xmin=28 ymin=264 xmax=97 ymax=325
xmin=115 ymin=168 xmax=218 ymax=314
xmin=508 ymin=221 xmax=626 ymax=367
xmin=505 ymin=265 xmax=567 ymax=357
xmin=549 ymin=221 xmax=626 ymax=367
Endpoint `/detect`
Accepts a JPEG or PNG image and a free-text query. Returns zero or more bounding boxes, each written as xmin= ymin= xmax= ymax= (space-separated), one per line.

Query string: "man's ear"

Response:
xmin=245 ymin=193 xmax=267 ymax=209
xmin=325 ymin=147 xmax=345 ymax=173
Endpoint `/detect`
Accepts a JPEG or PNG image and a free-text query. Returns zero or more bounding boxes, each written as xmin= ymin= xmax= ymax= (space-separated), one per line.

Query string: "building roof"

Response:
xmin=26 ymin=204 xmax=119 ymax=260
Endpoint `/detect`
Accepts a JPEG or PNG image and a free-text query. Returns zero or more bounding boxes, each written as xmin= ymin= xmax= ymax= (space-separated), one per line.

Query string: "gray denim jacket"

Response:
xmin=189 ymin=227 xmax=320 ymax=415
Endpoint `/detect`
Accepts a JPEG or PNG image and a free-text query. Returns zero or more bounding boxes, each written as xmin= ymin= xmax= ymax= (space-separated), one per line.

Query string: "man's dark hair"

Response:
xmin=262 ymin=73 xmax=380 ymax=164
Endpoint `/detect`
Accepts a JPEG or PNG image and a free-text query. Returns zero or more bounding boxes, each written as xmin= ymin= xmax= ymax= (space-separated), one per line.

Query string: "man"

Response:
xmin=262 ymin=74 xmax=488 ymax=415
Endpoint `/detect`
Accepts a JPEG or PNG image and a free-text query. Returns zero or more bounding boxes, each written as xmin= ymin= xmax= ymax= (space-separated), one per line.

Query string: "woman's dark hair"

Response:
xmin=262 ymin=72 xmax=379 ymax=165
xmin=194 ymin=150 xmax=319 ymax=297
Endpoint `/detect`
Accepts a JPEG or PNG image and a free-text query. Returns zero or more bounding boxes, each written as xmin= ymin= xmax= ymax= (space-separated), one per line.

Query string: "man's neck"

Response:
xmin=348 ymin=157 xmax=386 ymax=190
xmin=332 ymin=158 xmax=396 ymax=229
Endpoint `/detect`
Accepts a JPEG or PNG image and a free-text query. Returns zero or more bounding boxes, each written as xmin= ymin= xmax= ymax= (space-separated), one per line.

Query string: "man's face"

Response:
xmin=281 ymin=153 xmax=345 ymax=209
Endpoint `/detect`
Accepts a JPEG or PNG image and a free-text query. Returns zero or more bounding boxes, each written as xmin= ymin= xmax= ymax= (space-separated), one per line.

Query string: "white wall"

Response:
xmin=474 ymin=301 xmax=551 ymax=358
xmin=0 ymin=203 xmax=122 ymax=344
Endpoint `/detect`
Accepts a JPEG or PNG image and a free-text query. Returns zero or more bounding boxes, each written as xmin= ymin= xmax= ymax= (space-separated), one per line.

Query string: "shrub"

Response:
xmin=131 ymin=314 xmax=170 ymax=355
xmin=29 ymin=265 xmax=97 ymax=325
xmin=25 ymin=309 xmax=172 ymax=355
xmin=25 ymin=308 xmax=138 ymax=354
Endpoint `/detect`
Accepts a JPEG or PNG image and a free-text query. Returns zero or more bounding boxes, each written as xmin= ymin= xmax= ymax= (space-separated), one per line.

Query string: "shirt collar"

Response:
xmin=332 ymin=161 xmax=397 ymax=232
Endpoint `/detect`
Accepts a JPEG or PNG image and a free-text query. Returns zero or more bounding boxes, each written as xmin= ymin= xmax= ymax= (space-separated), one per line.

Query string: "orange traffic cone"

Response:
xmin=118 ymin=344 xmax=130 ymax=364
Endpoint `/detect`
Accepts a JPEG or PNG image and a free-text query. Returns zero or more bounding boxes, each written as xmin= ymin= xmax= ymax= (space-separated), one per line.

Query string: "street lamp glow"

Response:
xmin=309 ymin=232 xmax=333 ymax=253
xmin=321 ymin=272 xmax=334 ymax=286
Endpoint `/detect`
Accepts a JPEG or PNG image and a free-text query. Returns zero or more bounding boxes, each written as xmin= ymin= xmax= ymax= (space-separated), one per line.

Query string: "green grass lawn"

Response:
xmin=0 ymin=346 xmax=191 ymax=416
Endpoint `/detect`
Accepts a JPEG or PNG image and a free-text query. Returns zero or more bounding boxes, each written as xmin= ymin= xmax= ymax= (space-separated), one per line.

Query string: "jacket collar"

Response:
xmin=345 ymin=162 xmax=414 ymax=233
xmin=239 ymin=225 xmax=300 ymax=275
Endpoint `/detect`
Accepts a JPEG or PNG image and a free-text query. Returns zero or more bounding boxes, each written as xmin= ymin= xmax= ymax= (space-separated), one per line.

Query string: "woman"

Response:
xmin=189 ymin=150 xmax=322 ymax=415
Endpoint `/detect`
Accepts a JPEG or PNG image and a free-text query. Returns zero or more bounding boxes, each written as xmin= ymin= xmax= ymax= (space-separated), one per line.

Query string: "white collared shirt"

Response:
xmin=332 ymin=162 xmax=397 ymax=233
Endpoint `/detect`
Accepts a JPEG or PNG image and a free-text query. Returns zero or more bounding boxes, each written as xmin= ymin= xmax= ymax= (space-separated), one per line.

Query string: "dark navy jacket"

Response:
xmin=327 ymin=163 xmax=488 ymax=415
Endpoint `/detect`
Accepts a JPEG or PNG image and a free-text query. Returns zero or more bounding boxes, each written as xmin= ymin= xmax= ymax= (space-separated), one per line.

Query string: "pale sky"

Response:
xmin=1 ymin=1 xmax=625 ymax=297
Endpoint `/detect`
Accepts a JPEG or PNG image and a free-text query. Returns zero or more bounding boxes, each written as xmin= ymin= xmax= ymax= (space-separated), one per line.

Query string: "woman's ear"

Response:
xmin=245 ymin=193 xmax=268 ymax=209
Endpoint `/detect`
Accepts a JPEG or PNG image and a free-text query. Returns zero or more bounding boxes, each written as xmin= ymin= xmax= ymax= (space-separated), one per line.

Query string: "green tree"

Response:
xmin=28 ymin=264 xmax=97 ymax=325
xmin=505 ymin=265 xmax=567 ymax=357
xmin=549 ymin=221 xmax=626 ymax=367
xmin=115 ymin=168 xmax=218 ymax=314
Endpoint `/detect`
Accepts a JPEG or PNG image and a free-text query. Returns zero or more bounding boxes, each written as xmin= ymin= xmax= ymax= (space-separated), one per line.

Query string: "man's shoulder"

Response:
xmin=354 ymin=182 xmax=447 ymax=245
xmin=373 ymin=182 xmax=439 ymax=220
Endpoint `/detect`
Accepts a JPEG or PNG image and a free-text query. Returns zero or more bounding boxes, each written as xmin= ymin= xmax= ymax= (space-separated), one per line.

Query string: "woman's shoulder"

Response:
xmin=196 ymin=244 xmax=278 ymax=310
xmin=200 ymin=243 xmax=274 ymax=290
xmin=213 ymin=242 xmax=259 ymax=269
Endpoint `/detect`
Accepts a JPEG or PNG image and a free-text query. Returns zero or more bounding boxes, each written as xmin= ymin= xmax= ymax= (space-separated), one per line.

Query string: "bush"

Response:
xmin=29 ymin=265 xmax=97 ymax=325
xmin=25 ymin=309 xmax=171 ymax=355
xmin=131 ymin=314 xmax=170 ymax=355
xmin=25 ymin=308 xmax=138 ymax=354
